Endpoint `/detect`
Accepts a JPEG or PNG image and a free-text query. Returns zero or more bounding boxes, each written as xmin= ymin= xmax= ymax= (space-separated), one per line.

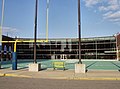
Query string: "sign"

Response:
xmin=53 ymin=61 xmax=65 ymax=70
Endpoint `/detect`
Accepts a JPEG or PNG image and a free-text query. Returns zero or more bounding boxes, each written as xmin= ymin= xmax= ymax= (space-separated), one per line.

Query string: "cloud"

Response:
xmin=103 ymin=11 xmax=120 ymax=21
xmin=2 ymin=27 xmax=18 ymax=32
xmin=108 ymin=0 xmax=118 ymax=5
xmin=83 ymin=0 xmax=120 ymax=23
xmin=99 ymin=0 xmax=119 ymax=11
xmin=83 ymin=0 xmax=101 ymax=7
xmin=2 ymin=26 xmax=19 ymax=36
xmin=99 ymin=5 xmax=119 ymax=11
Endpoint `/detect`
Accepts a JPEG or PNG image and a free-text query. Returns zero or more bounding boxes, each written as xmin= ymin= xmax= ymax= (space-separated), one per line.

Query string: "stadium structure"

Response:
xmin=0 ymin=33 xmax=120 ymax=61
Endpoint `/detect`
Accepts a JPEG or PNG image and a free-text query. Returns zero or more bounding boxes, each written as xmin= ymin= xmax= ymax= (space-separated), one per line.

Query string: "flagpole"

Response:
xmin=78 ymin=0 xmax=82 ymax=64
xmin=34 ymin=0 xmax=38 ymax=63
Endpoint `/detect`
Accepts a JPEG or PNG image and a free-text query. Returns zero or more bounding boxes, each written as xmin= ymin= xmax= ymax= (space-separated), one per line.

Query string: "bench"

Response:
xmin=53 ymin=61 xmax=65 ymax=70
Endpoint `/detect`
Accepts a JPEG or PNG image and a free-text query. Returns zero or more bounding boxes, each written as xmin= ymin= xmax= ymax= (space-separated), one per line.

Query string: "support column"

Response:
xmin=12 ymin=41 xmax=17 ymax=70
xmin=116 ymin=47 xmax=120 ymax=61
xmin=12 ymin=52 xmax=17 ymax=70
xmin=95 ymin=40 xmax=97 ymax=59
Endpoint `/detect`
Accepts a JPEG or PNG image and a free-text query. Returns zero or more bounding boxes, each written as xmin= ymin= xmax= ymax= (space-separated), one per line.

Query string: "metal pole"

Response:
xmin=78 ymin=0 xmax=82 ymax=64
xmin=0 ymin=0 xmax=5 ymax=43
xmin=46 ymin=0 xmax=49 ymax=41
xmin=34 ymin=0 xmax=38 ymax=63
xmin=0 ymin=0 xmax=5 ymax=63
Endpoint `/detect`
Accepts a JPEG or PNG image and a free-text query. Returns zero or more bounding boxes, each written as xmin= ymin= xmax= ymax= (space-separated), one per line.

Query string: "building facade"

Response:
xmin=1 ymin=34 xmax=120 ymax=60
xmin=0 ymin=35 xmax=14 ymax=60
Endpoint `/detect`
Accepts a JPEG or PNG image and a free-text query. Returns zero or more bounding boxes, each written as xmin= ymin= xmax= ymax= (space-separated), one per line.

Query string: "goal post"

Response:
xmin=0 ymin=0 xmax=50 ymax=70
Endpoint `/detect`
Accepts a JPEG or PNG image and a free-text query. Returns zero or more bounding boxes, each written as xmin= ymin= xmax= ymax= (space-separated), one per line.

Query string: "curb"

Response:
xmin=5 ymin=74 xmax=31 ymax=78
xmin=31 ymin=77 xmax=120 ymax=80
xmin=0 ymin=73 xmax=5 ymax=76
xmin=67 ymin=77 xmax=120 ymax=80
xmin=0 ymin=73 xmax=31 ymax=78
xmin=1 ymin=73 xmax=120 ymax=80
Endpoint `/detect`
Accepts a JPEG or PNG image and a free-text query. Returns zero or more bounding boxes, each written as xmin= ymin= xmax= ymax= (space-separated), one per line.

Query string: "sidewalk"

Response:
xmin=0 ymin=68 xmax=120 ymax=80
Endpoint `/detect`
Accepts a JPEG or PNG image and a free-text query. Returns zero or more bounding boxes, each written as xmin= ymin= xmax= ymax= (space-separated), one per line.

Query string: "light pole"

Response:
xmin=34 ymin=0 xmax=38 ymax=63
xmin=78 ymin=0 xmax=82 ymax=64
xmin=46 ymin=0 xmax=50 ymax=41
xmin=0 ymin=0 xmax=5 ymax=63
xmin=0 ymin=0 xmax=5 ymax=46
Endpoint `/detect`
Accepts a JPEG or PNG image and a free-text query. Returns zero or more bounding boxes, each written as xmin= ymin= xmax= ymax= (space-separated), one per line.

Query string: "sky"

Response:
xmin=0 ymin=0 xmax=120 ymax=39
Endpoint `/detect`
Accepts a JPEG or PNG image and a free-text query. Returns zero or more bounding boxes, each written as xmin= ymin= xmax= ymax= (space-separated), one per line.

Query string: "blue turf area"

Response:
xmin=0 ymin=59 xmax=120 ymax=70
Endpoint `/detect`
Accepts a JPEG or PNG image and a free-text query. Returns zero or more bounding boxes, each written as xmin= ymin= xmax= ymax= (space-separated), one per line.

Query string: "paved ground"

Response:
xmin=0 ymin=68 xmax=120 ymax=80
xmin=0 ymin=77 xmax=120 ymax=89
xmin=0 ymin=60 xmax=120 ymax=80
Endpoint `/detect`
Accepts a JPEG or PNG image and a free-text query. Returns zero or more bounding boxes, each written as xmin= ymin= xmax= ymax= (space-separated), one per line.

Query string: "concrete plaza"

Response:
xmin=0 ymin=68 xmax=120 ymax=80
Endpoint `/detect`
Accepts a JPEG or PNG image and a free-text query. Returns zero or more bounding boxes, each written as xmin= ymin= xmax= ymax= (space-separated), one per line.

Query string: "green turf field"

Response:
xmin=0 ymin=59 xmax=120 ymax=71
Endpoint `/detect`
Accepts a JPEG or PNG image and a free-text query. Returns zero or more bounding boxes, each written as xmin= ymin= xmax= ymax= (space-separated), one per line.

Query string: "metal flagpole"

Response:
xmin=34 ymin=0 xmax=38 ymax=63
xmin=78 ymin=0 xmax=82 ymax=64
